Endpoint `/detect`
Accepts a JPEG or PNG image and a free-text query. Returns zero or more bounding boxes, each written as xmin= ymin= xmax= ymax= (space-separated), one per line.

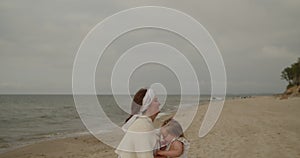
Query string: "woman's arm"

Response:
xmin=156 ymin=141 xmax=183 ymax=157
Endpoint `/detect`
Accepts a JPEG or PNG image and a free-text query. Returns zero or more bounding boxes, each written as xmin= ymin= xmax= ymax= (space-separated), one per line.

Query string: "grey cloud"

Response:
xmin=0 ymin=0 xmax=299 ymax=94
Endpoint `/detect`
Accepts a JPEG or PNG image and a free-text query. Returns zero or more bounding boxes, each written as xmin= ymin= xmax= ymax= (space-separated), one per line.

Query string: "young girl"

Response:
xmin=155 ymin=118 xmax=190 ymax=158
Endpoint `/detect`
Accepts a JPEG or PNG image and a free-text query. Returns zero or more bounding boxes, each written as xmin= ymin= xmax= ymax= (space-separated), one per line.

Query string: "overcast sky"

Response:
xmin=0 ymin=0 xmax=299 ymax=95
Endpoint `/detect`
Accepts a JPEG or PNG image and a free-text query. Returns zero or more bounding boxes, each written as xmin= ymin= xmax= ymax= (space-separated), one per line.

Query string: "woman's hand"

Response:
xmin=154 ymin=150 xmax=167 ymax=158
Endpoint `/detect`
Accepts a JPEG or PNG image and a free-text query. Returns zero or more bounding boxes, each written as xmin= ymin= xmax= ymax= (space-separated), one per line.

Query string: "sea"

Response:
xmin=0 ymin=94 xmax=235 ymax=153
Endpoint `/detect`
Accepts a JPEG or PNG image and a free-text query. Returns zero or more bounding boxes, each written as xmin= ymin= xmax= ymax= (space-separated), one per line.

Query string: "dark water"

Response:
xmin=0 ymin=95 xmax=209 ymax=153
xmin=0 ymin=95 xmax=85 ymax=153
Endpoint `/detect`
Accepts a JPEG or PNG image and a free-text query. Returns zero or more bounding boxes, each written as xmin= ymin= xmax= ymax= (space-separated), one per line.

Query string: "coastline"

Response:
xmin=1 ymin=96 xmax=300 ymax=158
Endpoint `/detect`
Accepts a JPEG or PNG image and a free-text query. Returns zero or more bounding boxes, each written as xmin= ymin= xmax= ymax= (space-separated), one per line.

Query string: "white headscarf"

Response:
xmin=122 ymin=88 xmax=155 ymax=131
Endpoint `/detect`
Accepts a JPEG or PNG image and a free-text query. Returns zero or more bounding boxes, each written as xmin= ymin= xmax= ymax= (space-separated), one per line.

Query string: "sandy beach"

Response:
xmin=1 ymin=96 xmax=300 ymax=158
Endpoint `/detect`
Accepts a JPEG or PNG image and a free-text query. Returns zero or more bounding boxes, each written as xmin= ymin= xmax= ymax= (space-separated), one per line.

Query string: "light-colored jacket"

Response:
xmin=115 ymin=116 xmax=158 ymax=158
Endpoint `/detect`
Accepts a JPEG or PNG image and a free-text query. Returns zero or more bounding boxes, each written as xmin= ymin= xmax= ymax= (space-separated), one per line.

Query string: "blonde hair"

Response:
xmin=162 ymin=118 xmax=184 ymax=138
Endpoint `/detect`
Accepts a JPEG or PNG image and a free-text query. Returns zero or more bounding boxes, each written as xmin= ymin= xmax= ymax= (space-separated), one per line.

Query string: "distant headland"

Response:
xmin=280 ymin=58 xmax=300 ymax=99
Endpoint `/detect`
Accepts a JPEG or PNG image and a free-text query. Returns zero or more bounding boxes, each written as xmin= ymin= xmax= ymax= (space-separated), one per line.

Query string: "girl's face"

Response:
xmin=160 ymin=127 xmax=174 ymax=143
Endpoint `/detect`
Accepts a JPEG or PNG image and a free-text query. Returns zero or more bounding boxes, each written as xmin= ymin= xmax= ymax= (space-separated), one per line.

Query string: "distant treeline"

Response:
xmin=281 ymin=58 xmax=300 ymax=89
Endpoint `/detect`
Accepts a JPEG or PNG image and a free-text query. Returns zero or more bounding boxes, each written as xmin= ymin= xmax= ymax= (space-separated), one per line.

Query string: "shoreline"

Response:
xmin=0 ymin=94 xmax=264 ymax=153
xmin=0 ymin=109 xmax=175 ymax=154
xmin=1 ymin=96 xmax=300 ymax=157
xmin=0 ymin=130 xmax=91 ymax=154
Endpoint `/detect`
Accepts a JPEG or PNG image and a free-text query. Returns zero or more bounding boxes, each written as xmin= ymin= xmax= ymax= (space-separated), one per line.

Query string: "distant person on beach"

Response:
xmin=115 ymin=88 xmax=161 ymax=158
xmin=155 ymin=118 xmax=190 ymax=158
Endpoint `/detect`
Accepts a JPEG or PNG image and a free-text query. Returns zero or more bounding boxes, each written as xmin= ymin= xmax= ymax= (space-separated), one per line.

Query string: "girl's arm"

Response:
xmin=156 ymin=141 xmax=183 ymax=157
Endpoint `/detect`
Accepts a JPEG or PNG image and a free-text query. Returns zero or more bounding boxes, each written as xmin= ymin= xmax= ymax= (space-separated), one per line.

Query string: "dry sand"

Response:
xmin=1 ymin=96 xmax=300 ymax=158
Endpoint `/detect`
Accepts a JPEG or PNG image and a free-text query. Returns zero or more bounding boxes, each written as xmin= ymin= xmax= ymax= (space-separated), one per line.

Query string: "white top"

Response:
xmin=115 ymin=116 xmax=159 ymax=158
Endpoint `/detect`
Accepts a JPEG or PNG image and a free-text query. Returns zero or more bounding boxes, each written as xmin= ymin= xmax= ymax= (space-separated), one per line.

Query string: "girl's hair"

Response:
xmin=125 ymin=88 xmax=147 ymax=123
xmin=162 ymin=118 xmax=184 ymax=138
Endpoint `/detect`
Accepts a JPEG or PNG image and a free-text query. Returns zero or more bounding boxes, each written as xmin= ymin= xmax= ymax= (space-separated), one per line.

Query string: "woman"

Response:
xmin=115 ymin=88 xmax=161 ymax=158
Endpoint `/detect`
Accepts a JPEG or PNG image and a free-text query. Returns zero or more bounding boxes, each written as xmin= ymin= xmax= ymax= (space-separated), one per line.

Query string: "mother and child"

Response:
xmin=115 ymin=88 xmax=190 ymax=158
